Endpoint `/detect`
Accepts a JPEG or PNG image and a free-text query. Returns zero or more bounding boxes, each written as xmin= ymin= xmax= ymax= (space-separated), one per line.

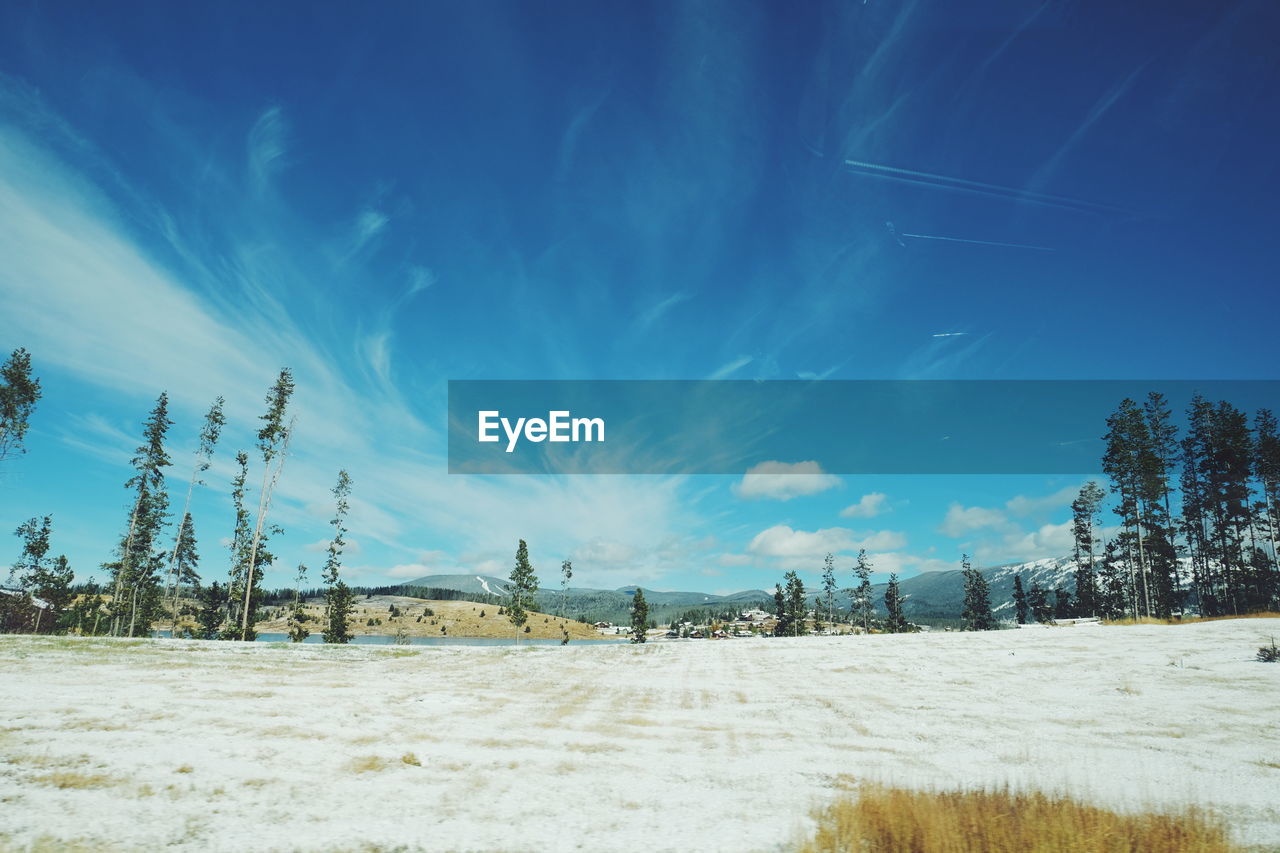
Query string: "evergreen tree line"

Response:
xmin=1067 ymin=393 xmax=1279 ymax=621
xmin=2 ymin=350 xmax=365 ymax=643
xmin=769 ymin=550 xmax=916 ymax=637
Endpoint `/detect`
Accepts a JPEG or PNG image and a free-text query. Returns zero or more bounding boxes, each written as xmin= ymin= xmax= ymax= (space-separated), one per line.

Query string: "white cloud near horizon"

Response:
xmin=747 ymin=524 xmax=906 ymax=559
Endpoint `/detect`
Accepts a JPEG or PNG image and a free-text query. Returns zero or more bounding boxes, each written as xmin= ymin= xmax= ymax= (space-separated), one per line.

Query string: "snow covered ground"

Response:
xmin=2 ymin=620 xmax=1278 ymax=852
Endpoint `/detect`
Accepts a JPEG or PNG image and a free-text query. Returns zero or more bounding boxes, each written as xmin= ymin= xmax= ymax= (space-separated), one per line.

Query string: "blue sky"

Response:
xmin=1 ymin=1 xmax=1277 ymax=595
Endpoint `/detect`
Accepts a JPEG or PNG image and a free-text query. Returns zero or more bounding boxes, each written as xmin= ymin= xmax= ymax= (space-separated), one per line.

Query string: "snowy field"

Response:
xmin=2 ymin=620 xmax=1279 ymax=852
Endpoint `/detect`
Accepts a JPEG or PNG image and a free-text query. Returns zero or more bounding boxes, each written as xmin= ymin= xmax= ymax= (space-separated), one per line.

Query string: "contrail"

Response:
xmin=932 ymin=332 xmax=968 ymax=338
xmin=847 ymin=159 xmax=1123 ymax=214
xmin=885 ymin=221 xmax=1054 ymax=252
xmin=899 ymin=231 xmax=1055 ymax=252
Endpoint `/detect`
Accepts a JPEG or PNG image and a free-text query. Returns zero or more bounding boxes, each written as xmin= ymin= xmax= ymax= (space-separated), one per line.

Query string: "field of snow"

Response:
xmin=2 ymin=620 xmax=1279 ymax=852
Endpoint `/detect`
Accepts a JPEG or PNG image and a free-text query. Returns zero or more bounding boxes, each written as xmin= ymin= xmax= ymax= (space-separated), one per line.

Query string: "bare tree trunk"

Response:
xmin=111 ymin=498 xmax=143 ymax=637
xmin=128 ymin=583 xmax=140 ymax=637
xmin=238 ymin=423 xmax=293 ymax=640
xmin=166 ymin=472 xmax=200 ymax=637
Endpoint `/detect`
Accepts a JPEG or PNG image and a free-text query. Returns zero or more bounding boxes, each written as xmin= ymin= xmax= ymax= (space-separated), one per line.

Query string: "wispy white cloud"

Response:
xmin=406 ymin=265 xmax=436 ymax=296
xmin=708 ymin=355 xmax=752 ymax=380
xmin=0 ymin=87 xmax=706 ymax=590
xmin=635 ymin=291 xmax=692 ymax=332
xmin=247 ymin=106 xmax=287 ymax=194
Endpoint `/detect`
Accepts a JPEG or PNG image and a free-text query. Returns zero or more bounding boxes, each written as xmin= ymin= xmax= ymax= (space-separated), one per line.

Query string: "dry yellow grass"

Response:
xmin=794 ymin=785 xmax=1238 ymax=853
xmin=346 ymin=755 xmax=390 ymax=774
xmin=1106 ymin=612 xmax=1280 ymax=627
xmin=251 ymin=596 xmax=608 ymax=641
xmin=30 ymin=770 xmax=117 ymax=790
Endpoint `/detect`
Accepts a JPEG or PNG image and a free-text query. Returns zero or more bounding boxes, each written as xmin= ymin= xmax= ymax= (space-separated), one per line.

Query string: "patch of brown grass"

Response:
xmin=1106 ymin=612 xmax=1280 ymax=626
xmin=31 ymin=770 xmax=117 ymax=790
xmin=794 ymin=786 xmax=1238 ymax=853
xmin=346 ymin=755 xmax=390 ymax=774
xmin=400 ymin=752 xmax=421 ymax=766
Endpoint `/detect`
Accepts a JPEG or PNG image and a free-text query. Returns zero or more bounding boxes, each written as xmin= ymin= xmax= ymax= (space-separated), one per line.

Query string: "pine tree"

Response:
xmin=111 ymin=393 xmax=173 ymax=637
xmin=224 ymin=451 xmax=250 ymax=634
xmin=288 ymin=562 xmax=310 ymax=642
xmin=783 ymin=570 xmax=806 ymax=636
xmin=1028 ymin=583 xmax=1054 ymax=624
xmin=322 ymin=470 xmax=354 ymax=644
xmin=165 ymin=513 xmax=199 ymax=634
xmin=239 ymin=369 xmax=295 ymax=640
xmin=37 ymin=555 xmax=74 ymax=615
xmin=1253 ymin=409 xmax=1280 ymax=605
xmin=1142 ymin=392 xmax=1182 ymax=617
xmin=883 ymin=573 xmax=907 ymax=633
xmin=165 ymin=397 xmax=224 ymax=637
xmin=196 ymin=581 xmax=225 ymax=639
xmin=630 ymin=587 xmax=649 ymax=644
xmin=8 ymin=516 xmax=51 ymax=633
xmin=960 ymin=554 xmax=995 ymax=630
xmin=1095 ymin=539 xmax=1127 ymax=620
xmin=773 ymin=583 xmax=790 ymax=636
xmin=506 ymin=539 xmax=539 ymax=644
xmin=10 ymin=515 xmax=51 ymax=590
xmin=1180 ymin=395 xmax=1216 ymax=614
xmin=1070 ymin=481 xmax=1105 ymax=616
xmin=1103 ymin=398 xmax=1153 ymax=618
xmin=851 ymin=549 xmax=874 ymax=634
xmin=0 ymin=348 xmax=41 ymax=463
xmin=819 ymin=553 xmax=838 ymax=631
xmin=560 ymin=558 xmax=573 ymax=619
xmin=1054 ymin=586 xmax=1073 ymax=619
xmin=1012 ymin=574 xmax=1028 ymax=625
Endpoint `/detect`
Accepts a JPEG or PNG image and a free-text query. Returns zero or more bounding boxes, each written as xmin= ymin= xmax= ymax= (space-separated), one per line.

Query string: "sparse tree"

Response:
xmin=10 ymin=515 xmax=51 ymax=590
xmin=239 ymin=369 xmax=295 ymax=640
xmin=288 ymin=562 xmax=310 ymax=642
xmin=322 ymin=470 xmax=354 ymax=644
xmin=1071 ymin=481 xmax=1105 ymax=617
xmin=819 ymin=553 xmax=838 ymax=631
xmin=165 ymin=397 xmax=224 ymax=636
xmin=111 ymin=393 xmax=173 ymax=637
xmin=851 ymin=549 xmax=874 ymax=634
xmin=0 ymin=347 xmax=41 ymax=463
xmin=506 ymin=539 xmax=539 ymax=644
xmin=560 ymin=558 xmax=573 ymax=618
xmin=883 ymin=573 xmax=907 ymax=633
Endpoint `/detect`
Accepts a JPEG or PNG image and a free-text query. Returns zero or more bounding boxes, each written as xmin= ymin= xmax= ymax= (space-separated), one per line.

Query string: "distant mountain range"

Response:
xmin=400 ymin=558 xmax=1084 ymax=624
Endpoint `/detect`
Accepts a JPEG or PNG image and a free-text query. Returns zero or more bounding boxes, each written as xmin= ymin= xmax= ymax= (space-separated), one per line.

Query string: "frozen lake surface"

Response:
xmin=2 ymin=619 xmax=1278 ymax=852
